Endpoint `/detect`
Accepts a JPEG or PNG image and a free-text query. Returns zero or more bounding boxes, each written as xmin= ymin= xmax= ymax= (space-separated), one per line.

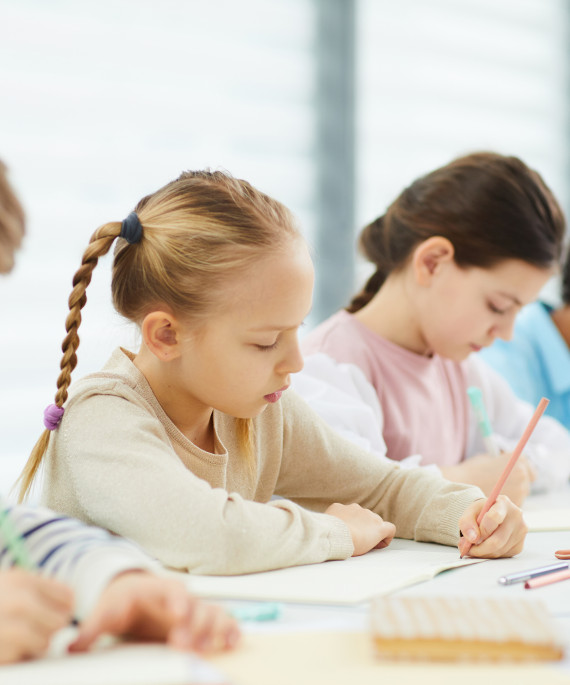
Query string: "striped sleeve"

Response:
xmin=0 ymin=505 xmax=158 ymax=620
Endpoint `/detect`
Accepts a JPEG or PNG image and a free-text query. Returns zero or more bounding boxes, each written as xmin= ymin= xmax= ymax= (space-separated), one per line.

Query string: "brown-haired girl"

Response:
xmin=20 ymin=169 xmax=527 ymax=573
xmin=301 ymin=152 xmax=570 ymax=504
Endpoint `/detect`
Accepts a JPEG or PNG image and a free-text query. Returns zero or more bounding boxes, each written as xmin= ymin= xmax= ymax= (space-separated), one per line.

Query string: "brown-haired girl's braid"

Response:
xmin=346 ymin=216 xmax=388 ymax=313
xmin=17 ymin=221 xmax=125 ymax=501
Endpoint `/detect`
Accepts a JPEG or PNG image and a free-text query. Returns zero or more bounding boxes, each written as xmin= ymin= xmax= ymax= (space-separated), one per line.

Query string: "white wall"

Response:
xmin=0 ymin=0 xmax=317 ymax=493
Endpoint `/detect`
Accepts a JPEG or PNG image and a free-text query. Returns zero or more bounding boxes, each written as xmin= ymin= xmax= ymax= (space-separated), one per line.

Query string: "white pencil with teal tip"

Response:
xmin=467 ymin=386 xmax=500 ymax=457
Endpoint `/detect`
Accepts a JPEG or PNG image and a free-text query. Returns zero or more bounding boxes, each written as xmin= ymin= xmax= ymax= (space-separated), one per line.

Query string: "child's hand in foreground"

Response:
xmin=458 ymin=494 xmax=527 ymax=558
xmin=71 ymin=572 xmax=240 ymax=654
xmin=0 ymin=569 xmax=74 ymax=664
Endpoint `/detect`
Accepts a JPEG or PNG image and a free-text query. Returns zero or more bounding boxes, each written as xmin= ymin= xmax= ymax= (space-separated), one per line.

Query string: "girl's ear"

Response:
xmin=141 ymin=311 xmax=183 ymax=361
xmin=412 ymin=236 xmax=455 ymax=286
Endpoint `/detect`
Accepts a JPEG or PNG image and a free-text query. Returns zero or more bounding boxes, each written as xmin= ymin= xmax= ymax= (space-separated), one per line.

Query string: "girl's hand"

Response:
xmin=441 ymin=452 xmax=535 ymax=506
xmin=325 ymin=502 xmax=396 ymax=556
xmin=70 ymin=572 xmax=240 ymax=654
xmin=458 ymin=494 xmax=527 ymax=558
xmin=0 ymin=569 xmax=74 ymax=663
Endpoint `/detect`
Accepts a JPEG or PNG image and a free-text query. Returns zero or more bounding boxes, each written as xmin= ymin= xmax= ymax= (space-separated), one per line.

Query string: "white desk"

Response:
xmin=210 ymin=529 xmax=570 ymax=684
xmin=1 ymin=507 xmax=569 ymax=684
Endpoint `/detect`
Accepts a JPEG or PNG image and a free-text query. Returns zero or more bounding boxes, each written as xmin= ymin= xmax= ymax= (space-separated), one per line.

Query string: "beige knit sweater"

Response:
xmin=42 ymin=348 xmax=483 ymax=575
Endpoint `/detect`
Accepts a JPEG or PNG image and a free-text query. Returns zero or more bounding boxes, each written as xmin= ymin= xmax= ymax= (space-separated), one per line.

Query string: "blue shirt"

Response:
xmin=480 ymin=301 xmax=570 ymax=428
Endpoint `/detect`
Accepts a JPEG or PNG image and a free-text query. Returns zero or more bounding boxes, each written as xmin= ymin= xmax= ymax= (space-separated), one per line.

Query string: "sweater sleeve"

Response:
xmin=276 ymin=392 xmax=485 ymax=547
xmin=293 ymin=353 xmax=440 ymax=472
xmin=465 ymin=354 xmax=570 ymax=492
xmin=0 ymin=505 xmax=157 ymax=620
xmin=44 ymin=389 xmax=354 ymax=576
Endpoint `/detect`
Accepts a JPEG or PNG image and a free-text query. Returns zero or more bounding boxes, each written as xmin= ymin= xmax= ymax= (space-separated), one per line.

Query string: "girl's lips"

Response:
xmin=470 ymin=344 xmax=482 ymax=352
xmin=264 ymin=386 xmax=289 ymax=403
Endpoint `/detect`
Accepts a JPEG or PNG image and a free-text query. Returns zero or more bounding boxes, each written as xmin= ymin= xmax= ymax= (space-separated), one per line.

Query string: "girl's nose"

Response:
xmin=277 ymin=339 xmax=304 ymax=375
xmin=492 ymin=315 xmax=516 ymax=342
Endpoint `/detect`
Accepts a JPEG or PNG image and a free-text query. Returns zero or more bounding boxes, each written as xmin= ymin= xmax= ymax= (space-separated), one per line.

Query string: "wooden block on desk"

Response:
xmin=371 ymin=596 xmax=564 ymax=662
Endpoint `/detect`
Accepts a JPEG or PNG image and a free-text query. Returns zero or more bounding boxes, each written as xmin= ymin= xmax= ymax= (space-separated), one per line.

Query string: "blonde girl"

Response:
xmin=20 ymin=170 xmax=527 ymax=573
xmin=300 ymin=152 xmax=570 ymax=504
xmin=0 ymin=161 xmax=239 ymax=662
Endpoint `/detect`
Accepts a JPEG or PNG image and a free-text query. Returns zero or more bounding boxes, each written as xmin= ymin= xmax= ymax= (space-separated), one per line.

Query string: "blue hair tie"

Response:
xmin=120 ymin=212 xmax=143 ymax=244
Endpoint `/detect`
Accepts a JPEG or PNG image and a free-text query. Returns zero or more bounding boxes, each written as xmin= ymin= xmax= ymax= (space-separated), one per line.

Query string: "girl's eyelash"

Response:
xmin=254 ymin=322 xmax=305 ymax=351
xmin=489 ymin=303 xmax=507 ymax=315
xmin=255 ymin=342 xmax=279 ymax=352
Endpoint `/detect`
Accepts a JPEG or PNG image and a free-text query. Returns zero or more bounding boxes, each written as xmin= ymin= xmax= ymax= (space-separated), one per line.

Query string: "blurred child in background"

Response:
xmin=300 ymin=152 xmax=570 ymax=502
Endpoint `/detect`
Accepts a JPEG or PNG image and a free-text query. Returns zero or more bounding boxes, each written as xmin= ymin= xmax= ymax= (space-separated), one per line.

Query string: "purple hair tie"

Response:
xmin=43 ymin=404 xmax=64 ymax=431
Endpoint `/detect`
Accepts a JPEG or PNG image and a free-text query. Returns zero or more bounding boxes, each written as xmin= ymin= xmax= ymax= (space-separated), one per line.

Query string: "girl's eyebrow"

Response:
xmin=248 ymin=311 xmax=311 ymax=333
xmin=248 ymin=324 xmax=299 ymax=333
xmin=496 ymin=292 xmax=522 ymax=307
xmin=247 ymin=319 xmax=306 ymax=333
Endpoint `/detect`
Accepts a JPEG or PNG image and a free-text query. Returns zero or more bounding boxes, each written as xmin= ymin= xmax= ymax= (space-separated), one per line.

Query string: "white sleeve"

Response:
xmin=0 ymin=505 xmax=158 ymax=620
xmin=465 ymin=354 xmax=570 ymax=492
xmin=293 ymin=353 xmax=439 ymax=473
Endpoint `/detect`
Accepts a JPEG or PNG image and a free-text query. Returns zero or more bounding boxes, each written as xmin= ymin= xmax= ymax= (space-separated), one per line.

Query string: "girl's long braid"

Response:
xmin=17 ymin=224 xmax=120 ymax=501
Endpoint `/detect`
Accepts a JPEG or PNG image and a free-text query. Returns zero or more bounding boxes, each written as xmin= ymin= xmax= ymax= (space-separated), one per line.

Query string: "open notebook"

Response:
xmin=523 ymin=489 xmax=570 ymax=531
xmin=169 ymin=539 xmax=485 ymax=605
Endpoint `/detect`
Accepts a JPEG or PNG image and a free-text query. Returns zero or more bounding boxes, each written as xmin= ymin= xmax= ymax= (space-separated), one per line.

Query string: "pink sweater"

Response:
xmin=302 ymin=310 xmax=469 ymax=467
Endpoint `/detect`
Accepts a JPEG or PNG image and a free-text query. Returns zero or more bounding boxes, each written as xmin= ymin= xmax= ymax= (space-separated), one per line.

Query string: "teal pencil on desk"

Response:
xmin=467 ymin=386 xmax=500 ymax=457
xmin=230 ymin=602 xmax=282 ymax=622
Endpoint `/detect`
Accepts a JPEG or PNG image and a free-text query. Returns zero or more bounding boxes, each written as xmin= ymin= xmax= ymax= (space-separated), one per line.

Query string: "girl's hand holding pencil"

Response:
xmin=458 ymin=495 xmax=527 ymax=558
xmin=458 ymin=397 xmax=549 ymax=559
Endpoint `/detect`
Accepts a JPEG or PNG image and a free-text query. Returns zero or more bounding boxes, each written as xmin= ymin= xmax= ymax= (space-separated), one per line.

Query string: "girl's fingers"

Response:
xmin=187 ymin=602 xmax=218 ymax=652
xmin=162 ymin=581 xmax=197 ymax=621
xmin=72 ymin=573 xmax=241 ymax=656
xmin=70 ymin=593 xmax=137 ymax=652
xmin=0 ymin=621 xmax=51 ymax=663
xmin=459 ymin=495 xmax=526 ymax=559
xmin=199 ymin=606 xmax=239 ymax=652
xmin=467 ymin=516 xmax=526 ymax=558
xmin=170 ymin=601 xmax=236 ymax=653
xmin=477 ymin=498 xmax=508 ymax=540
xmin=375 ymin=521 xmax=396 ymax=549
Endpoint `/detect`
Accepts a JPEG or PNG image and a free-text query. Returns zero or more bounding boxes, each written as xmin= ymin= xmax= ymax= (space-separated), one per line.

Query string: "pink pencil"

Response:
xmin=525 ymin=568 xmax=570 ymax=589
xmin=459 ymin=397 xmax=549 ymax=558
